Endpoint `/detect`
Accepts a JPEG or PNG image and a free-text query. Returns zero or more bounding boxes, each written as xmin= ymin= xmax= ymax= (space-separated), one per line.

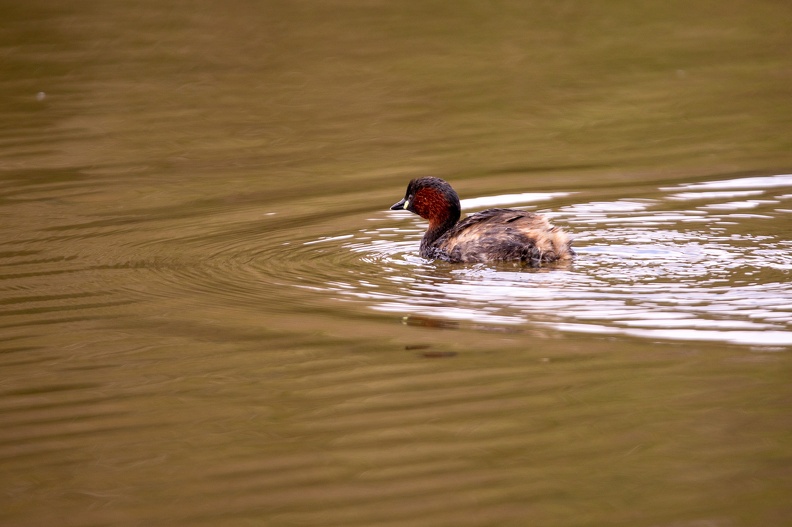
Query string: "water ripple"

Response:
xmin=79 ymin=173 xmax=792 ymax=349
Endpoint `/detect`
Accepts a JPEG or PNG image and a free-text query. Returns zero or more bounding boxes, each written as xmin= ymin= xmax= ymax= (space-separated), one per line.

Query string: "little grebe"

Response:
xmin=390 ymin=177 xmax=574 ymax=265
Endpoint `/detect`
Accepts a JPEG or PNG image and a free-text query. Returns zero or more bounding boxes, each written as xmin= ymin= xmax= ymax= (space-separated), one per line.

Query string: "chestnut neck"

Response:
xmin=419 ymin=203 xmax=460 ymax=257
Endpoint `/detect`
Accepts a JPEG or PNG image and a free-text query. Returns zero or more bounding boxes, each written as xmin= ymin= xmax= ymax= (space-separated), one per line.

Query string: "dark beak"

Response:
xmin=390 ymin=198 xmax=406 ymax=211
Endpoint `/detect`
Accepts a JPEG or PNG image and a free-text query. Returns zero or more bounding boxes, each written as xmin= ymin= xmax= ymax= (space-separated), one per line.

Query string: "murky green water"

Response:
xmin=2 ymin=2 xmax=792 ymax=526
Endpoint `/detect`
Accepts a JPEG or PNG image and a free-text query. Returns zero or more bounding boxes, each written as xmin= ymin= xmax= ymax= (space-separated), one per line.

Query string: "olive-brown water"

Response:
xmin=2 ymin=2 xmax=792 ymax=526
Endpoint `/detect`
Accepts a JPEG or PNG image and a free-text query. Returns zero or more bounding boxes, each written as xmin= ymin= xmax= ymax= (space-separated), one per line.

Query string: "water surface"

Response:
xmin=2 ymin=2 xmax=792 ymax=526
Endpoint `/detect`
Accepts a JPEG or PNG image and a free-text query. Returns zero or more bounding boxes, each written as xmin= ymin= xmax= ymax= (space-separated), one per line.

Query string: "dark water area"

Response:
xmin=2 ymin=2 xmax=792 ymax=526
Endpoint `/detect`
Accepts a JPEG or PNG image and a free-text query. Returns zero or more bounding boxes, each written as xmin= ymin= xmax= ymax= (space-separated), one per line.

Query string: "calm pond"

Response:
xmin=2 ymin=2 xmax=791 ymax=526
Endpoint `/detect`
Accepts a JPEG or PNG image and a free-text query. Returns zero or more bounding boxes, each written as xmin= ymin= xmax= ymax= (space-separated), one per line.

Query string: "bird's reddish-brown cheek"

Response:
xmin=413 ymin=188 xmax=448 ymax=224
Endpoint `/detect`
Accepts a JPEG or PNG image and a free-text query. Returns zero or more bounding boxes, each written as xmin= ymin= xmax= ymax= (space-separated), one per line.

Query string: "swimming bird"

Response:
xmin=391 ymin=177 xmax=573 ymax=265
